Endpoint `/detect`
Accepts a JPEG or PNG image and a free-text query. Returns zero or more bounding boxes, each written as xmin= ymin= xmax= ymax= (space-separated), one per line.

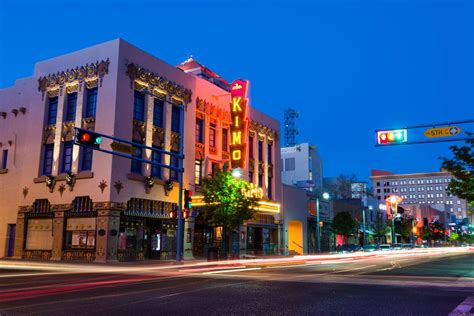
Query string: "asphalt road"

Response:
xmin=0 ymin=251 xmax=472 ymax=316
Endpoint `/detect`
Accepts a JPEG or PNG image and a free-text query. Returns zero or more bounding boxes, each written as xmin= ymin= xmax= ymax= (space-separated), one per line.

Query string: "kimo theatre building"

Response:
xmin=190 ymin=79 xmax=283 ymax=257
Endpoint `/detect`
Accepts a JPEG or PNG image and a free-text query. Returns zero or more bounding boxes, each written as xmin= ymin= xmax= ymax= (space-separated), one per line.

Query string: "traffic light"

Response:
xmin=377 ymin=129 xmax=407 ymax=145
xmin=184 ymin=189 xmax=192 ymax=210
xmin=75 ymin=130 xmax=102 ymax=148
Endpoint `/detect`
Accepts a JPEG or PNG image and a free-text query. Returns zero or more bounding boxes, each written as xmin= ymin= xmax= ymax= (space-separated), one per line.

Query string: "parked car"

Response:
xmin=402 ymin=244 xmax=415 ymax=250
xmin=336 ymin=244 xmax=361 ymax=253
xmin=379 ymin=244 xmax=392 ymax=251
xmin=391 ymin=243 xmax=403 ymax=250
xmin=362 ymin=244 xmax=380 ymax=252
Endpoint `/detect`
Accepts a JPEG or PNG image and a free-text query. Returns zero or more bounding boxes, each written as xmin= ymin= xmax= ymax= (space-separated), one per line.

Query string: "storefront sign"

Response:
xmin=229 ymin=79 xmax=249 ymax=169
xmin=242 ymin=182 xmax=264 ymax=199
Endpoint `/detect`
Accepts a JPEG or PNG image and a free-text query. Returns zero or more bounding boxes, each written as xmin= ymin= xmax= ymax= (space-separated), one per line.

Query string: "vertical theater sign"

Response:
xmin=229 ymin=79 xmax=249 ymax=169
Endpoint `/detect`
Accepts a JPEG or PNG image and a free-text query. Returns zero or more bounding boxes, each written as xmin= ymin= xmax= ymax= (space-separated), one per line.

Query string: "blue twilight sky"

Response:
xmin=0 ymin=0 xmax=472 ymax=181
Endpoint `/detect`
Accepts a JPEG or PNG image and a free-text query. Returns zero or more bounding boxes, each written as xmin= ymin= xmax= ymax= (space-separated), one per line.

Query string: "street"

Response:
xmin=0 ymin=249 xmax=472 ymax=315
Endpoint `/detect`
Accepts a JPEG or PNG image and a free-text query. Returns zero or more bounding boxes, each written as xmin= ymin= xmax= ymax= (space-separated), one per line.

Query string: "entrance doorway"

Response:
xmin=288 ymin=221 xmax=303 ymax=255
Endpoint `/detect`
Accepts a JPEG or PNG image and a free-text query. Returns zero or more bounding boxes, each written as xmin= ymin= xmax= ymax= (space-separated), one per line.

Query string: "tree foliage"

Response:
xmin=325 ymin=174 xmax=358 ymax=199
xmin=332 ymin=212 xmax=356 ymax=238
xmin=200 ymin=169 xmax=258 ymax=254
xmin=441 ymin=134 xmax=474 ymax=203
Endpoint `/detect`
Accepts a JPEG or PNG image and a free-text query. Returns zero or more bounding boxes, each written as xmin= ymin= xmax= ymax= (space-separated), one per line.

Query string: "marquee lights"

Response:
xmin=229 ymin=79 xmax=249 ymax=169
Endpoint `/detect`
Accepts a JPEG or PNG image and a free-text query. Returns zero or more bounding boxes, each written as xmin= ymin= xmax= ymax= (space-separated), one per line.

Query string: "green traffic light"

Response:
xmin=395 ymin=132 xmax=403 ymax=140
xmin=95 ymin=137 xmax=102 ymax=145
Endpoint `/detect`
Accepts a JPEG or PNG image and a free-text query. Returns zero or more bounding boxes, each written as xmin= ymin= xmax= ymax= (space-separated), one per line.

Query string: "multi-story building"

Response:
xmin=370 ymin=169 xmax=468 ymax=222
xmin=281 ymin=143 xmax=323 ymax=192
xmin=0 ymin=39 xmax=282 ymax=262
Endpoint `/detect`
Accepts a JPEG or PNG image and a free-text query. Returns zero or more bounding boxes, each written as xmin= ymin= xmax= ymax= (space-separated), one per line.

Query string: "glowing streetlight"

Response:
xmin=316 ymin=192 xmax=330 ymax=252
xmin=386 ymin=195 xmax=403 ymax=244
xmin=231 ymin=168 xmax=242 ymax=179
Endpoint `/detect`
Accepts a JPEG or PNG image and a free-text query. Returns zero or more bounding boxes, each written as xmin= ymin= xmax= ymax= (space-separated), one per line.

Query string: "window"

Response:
xmin=267 ymin=143 xmax=272 ymax=164
xmin=267 ymin=177 xmax=272 ymax=199
xmin=80 ymin=147 xmax=93 ymax=171
xmin=248 ymin=136 xmax=254 ymax=158
xmin=85 ymin=87 xmax=97 ymax=118
xmin=151 ymin=147 xmax=162 ymax=178
xmin=249 ymin=170 xmax=254 ymax=183
xmin=47 ymin=96 xmax=58 ymax=125
xmin=285 ymin=158 xmax=295 ymax=171
xmin=153 ymin=98 xmax=164 ymax=127
xmin=209 ymin=123 xmax=216 ymax=148
xmin=65 ymin=92 xmax=77 ymax=122
xmin=170 ymin=152 xmax=179 ymax=180
xmin=133 ymin=91 xmax=145 ymax=121
xmin=171 ymin=105 xmax=180 ymax=133
xmin=1 ymin=149 xmax=7 ymax=169
xmin=258 ymin=174 xmax=263 ymax=188
xmin=61 ymin=142 xmax=73 ymax=173
xmin=258 ymin=140 xmax=263 ymax=161
xmin=131 ymin=143 xmax=143 ymax=174
xmin=222 ymin=128 xmax=228 ymax=152
xmin=42 ymin=144 xmax=54 ymax=175
xmin=195 ymin=160 xmax=202 ymax=185
xmin=196 ymin=118 xmax=204 ymax=143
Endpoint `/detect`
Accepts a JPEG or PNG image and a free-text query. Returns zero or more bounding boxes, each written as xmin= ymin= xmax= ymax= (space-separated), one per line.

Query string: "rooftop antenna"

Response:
xmin=284 ymin=108 xmax=299 ymax=147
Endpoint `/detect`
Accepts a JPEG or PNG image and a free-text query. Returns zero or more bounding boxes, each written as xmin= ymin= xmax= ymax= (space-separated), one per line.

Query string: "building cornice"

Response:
xmin=370 ymin=171 xmax=452 ymax=180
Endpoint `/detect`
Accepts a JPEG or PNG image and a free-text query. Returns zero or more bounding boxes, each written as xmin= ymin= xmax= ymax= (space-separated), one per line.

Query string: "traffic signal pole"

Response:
xmin=176 ymin=104 xmax=185 ymax=263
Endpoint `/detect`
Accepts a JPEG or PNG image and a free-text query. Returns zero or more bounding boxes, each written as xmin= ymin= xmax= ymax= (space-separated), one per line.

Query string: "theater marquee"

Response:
xmin=229 ymin=79 xmax=249 ymax=169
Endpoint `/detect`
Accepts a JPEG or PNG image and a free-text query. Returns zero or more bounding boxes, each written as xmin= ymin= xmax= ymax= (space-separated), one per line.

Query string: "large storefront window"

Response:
xmin=119 ymin=218 xmax=144 ymax=251
xmin=26 ymin=219 xmax=53 ymax=250
xmin=64 ymin=218 xmax=96 ymax=249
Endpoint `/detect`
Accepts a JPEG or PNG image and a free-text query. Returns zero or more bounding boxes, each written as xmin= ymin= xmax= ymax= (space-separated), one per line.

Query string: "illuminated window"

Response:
xmin=47 ymin=96 xmax=58 ymax=125
xmin=133 ymin=91 xmax=145 ymax=121
xmin=195 ymin=160 xmax=202 ymax=185
xmin=222 ymin=128 xmax=228 ymax=152
xmin=61 ymin=142 xmax=73 ymax=173
xmin=209 ymin=123 xmax=216 ymax=148
xmin=85 ymin=88 xmax=97 ymax=118
xmin=65 ymin=93 xmax=77 ymax=122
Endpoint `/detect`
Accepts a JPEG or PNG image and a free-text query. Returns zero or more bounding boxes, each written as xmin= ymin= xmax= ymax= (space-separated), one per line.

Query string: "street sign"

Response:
xmin=424 ymin=126 xmax=461 ymax=138
xmin=110 ymin=141 xmax=136 ymax=155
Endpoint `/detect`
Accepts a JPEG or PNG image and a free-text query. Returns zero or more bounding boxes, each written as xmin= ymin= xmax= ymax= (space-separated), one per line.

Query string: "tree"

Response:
xmin=324 ymin=174 xmax=358 ymax=199
xmin=374 ymin=217 xmax=389 ymax=244
xmin=441 ymin=134 xmax=474 ymax=217
xmin=201 ymin=169 xmax=258 ymax=257
xmin=395 ymin=214 xmax=414 ymax=243
xmin=332 ymin=212 xmax=356 ymax=243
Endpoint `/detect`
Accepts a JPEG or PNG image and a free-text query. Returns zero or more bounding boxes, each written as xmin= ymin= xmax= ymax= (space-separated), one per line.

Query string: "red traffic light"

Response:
xmin=81 ymin=133 xmax=91 ymax=142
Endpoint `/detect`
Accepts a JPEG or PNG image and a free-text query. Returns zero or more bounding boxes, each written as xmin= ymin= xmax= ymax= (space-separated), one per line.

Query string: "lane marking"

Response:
xmin=203 ymin=267 xmax=262 ymax=275
xmin=449 ymin=296 xmax=474 ymax=316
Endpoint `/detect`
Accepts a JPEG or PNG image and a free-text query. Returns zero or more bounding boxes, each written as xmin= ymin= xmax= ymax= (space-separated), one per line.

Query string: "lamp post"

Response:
xmin=386 ymin=195 xmax=402 ymax=244
xmin=316 ymin=192 xmax=330 ymax=252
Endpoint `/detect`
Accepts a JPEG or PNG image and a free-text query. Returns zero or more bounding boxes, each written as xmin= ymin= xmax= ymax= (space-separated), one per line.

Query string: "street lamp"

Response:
xmin=316 ymin=192 xmax=330 ymax=252
xmin=385 ymin=195 xmax=402 ymax=244
xmin=231 ymin=168 xmax=242 ymax=179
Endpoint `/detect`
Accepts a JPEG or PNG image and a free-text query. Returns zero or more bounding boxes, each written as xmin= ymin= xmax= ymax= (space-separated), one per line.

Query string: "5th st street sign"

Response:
xmin=424 ymin=126 xmax=461 ymax=139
